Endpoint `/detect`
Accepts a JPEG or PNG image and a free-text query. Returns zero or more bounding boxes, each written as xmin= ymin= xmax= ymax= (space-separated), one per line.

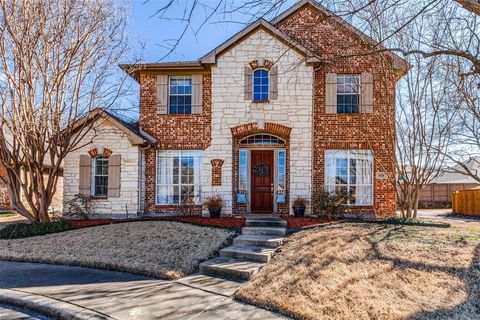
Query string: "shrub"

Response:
xmin=313 ymin=190 xmax=349 ymax=219
xmin=64 ymin=194 xmax=95 ymax=220
xmin=203 ymin=195 xmax=224 ymax=209
xmin=293 ymin=196 xmax=308 ymax=207
xmin=0 ymin=220 xmax=74 ymax=239
xmin=382 ymin=217 xmax=449 ymax=227
xmin=180 ymin=194 xmax=200 ymax=216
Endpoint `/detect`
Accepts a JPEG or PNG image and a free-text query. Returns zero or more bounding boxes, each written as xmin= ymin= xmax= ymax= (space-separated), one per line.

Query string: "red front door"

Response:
xmin=251 ymin=150 xmax=274 ymax=212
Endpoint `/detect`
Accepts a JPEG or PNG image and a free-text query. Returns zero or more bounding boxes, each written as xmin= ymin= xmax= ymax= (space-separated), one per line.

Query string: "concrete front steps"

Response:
xmin=199 ymin=216 xmax=287 ymax=281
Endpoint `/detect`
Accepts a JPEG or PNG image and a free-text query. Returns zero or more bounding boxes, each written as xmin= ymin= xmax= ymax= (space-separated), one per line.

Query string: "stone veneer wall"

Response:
xmin=278 ymin=4 xmax=398 ymax=216
xmin=63 ymin=119 xmax=140 ymax=217
xmin=202 ymin=29 xmax=314 ymax=215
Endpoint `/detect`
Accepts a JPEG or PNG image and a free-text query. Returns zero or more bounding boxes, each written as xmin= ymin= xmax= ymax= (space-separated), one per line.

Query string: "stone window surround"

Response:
xmin=249 ymin=58 xmax=274 ymax=104
xmin=87 ymin=147 xmax=113 ymax=199
xmin=88 ymin=147 xmax=112 ymax=158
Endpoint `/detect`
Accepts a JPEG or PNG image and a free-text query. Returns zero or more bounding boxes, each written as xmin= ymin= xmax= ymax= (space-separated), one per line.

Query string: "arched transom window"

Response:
xmin=240 ymin=134 xmax=285 ymax=145
xmin=253 ymin=69 xmax=269 ymax=101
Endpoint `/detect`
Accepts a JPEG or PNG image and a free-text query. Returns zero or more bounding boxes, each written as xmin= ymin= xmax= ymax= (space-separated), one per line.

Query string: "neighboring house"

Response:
xmin=63 ymin=0 xmax=408 ymax=217
xmin=0 ymin=165 xmax=11 ymax=212
xmin=0 ymin=132 xmax=64 ymax=214
xmin=418 ymin=158 xmax=480 ymax=205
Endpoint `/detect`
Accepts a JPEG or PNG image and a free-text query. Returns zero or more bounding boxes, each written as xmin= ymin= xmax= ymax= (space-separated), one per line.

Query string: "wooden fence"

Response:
xmin=452 ymin=189 xmax=480 ymax=216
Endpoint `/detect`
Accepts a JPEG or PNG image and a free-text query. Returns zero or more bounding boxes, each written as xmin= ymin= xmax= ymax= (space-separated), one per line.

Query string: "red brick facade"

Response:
xmin=211 ymin=159 xmax=224 ymax=186
xmin=277 ymin=4 xmax=398 ymax=216
xmin=134 ymin=2 xmax=401 ymax=217
xmin=140 ymin=72 xmax=211 ymax=213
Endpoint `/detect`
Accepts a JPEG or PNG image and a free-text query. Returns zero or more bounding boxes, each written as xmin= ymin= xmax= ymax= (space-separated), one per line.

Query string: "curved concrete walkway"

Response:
xmin=0 ymin=261 xmax=287 ymax=320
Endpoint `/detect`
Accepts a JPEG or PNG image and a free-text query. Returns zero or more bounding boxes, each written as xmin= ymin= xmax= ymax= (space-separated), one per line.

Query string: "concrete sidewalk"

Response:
xmin=0 ymin=261 xmax=286 ymax=320
xmin=415 ymin=209 xmax=480 ymax=230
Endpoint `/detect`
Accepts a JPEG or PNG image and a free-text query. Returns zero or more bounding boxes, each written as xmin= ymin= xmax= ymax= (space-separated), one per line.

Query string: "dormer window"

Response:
xmin=253 ymin=69 xmax=269 ymax=101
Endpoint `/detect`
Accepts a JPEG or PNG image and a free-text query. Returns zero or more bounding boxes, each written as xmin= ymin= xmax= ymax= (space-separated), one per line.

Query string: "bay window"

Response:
xmin=156 ymin=150 xmax=202 ymax=205
xmin=325 ymin=150 xmax=373 ymax=205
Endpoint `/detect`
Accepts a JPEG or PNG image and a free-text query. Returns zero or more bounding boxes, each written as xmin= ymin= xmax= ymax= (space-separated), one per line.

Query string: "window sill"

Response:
xmin=251 ymin=100 xmax=270 ymax=104
xmin=91 ymin=196 xmax=108 ymax=200
xmin=155 ymin=113 xmax=203 ymax=117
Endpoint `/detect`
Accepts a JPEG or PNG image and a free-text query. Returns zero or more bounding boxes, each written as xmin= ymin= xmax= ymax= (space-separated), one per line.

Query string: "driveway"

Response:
xmin=416 ymin=208 xmax=480 ymax=230
xmin=0 ymin=261 xmax=286 ymax=320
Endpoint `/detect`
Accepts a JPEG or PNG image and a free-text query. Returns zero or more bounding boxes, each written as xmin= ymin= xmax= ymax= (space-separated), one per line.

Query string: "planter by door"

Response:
xmin=251 ymin=150 xmax=274 ymax=212
xmin=208 ymin=207 xmax=221 ymax=218
xmin=293 ymin=205 xmax=305 ymax=217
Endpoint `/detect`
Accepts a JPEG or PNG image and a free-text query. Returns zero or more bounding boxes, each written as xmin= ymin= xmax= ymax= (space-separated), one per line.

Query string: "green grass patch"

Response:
xmin=382 ymin=216 xmax=450 ymax=228
xmin=0 ymin=220 xmax=74 ymax=239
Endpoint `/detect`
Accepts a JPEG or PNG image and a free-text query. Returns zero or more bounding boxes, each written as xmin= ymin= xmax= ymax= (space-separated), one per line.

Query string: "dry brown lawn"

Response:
xmin=0 ymin=221 xmax=235 ymax=279
xmin=236 ymin=223 xmax=480 ymax=320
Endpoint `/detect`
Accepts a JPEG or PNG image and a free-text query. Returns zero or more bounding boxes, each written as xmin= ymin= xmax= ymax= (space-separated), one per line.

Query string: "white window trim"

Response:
xmin=155 ymin=150 xmax=203 ymax=205
xmin=168 ymin=75 xmax=193 ymax=114
xmin=324 ymin=149 xmax=374 ymax=206
xmin=336 ymin=74 xmax=361 ymax=113
xmin=252 ymin=68 xmax=269 ymax=101
xmin=92 ymin=156 xmax=109 ymax=197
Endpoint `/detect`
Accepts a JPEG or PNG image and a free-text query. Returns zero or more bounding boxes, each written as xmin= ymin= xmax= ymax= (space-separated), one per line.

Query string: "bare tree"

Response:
xmin=395 ymin=57 xmax=460 ymax=217
xmin=442 ymin=65 xmax=480 ymax=182
xmin=0 ymin=0 xmax=128 ymax=223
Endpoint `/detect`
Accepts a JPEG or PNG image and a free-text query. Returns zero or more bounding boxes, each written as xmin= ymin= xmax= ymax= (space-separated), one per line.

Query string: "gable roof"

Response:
xmin=68 ymin=109 xmax=156 ymax=145
xmin=200 ymin=18 xmax=319 ymax=64
xmin=120 ymin=0 xmax=409 ymax=81
xmin=432 ymin=157 xmax=480 ymax=184
xmin=270 ymin=0 xmax=409 ymax=72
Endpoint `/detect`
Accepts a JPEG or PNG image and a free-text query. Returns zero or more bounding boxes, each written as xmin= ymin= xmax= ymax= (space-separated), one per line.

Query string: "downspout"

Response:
xmin=138 ymin=143 xmax=152 ymax=216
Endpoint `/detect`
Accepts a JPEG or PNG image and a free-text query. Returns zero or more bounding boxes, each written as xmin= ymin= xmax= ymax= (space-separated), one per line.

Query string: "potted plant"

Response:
xmin=204 ymin=195 xmax=224 ymax=218
xmin=293 ymin=196 xmax=308 ymax=217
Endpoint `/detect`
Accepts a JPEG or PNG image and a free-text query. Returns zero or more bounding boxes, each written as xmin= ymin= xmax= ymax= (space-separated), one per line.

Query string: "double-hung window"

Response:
xmin=169 ymin=76 xmax=192 ymax=114
xmin=156 ymin=150 xmax=202 ymax=205
xmin=337 ymin=75 xmax=360 ymax=113
xmin=93 ymin=156 xmax=109 ymax=197
xmin=325 ymin=150 xmax=373 ymax=205
xmin=253 ymin=69 xmax=269 ymax=101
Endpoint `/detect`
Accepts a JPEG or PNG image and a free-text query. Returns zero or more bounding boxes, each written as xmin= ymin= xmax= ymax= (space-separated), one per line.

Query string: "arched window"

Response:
xmin=240 ymin=134 xmax=285 ymax=145
xmin=93 ymin=156 xmax=109 ymax=197
xmin=253 ymin=69 xmax=269 ymax=101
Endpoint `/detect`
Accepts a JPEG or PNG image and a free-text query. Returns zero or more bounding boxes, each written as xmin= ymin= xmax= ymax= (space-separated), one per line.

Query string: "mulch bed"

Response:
xmin=281 ymin=216 xmax=333 ymax=229
xmin=69 ymin=215 xmax=333 ymax=230
xmin=69 ymin=216 xmax=246 ymax=230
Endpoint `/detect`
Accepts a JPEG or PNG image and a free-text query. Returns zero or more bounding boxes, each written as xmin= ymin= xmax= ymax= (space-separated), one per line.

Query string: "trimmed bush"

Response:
xmin=382 ymin=217 xmax=450 ymax=228
xmin=0 ymin=220 xmax=74 ymax=239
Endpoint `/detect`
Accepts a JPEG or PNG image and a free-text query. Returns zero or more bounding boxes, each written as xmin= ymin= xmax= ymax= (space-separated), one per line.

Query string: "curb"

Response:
xmin=0 ymin=288 xmax=115 ymax=320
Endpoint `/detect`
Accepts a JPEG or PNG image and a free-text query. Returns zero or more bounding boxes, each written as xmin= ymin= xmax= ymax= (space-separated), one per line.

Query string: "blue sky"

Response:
xmin=119 ymin=0 xmax=297 ymax=117
xmin=126 ymin=0 xmax=297 ymax=63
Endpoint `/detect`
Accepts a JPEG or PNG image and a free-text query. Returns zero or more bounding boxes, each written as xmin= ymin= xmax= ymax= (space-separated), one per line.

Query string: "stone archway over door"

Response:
xmin=231 ymin=122 xmax=291 ymax=215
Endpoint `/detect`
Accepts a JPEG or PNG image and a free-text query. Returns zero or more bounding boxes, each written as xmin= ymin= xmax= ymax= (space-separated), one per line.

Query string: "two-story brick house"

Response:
xmin=63 ymin=0 xmax=407 ymax=217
